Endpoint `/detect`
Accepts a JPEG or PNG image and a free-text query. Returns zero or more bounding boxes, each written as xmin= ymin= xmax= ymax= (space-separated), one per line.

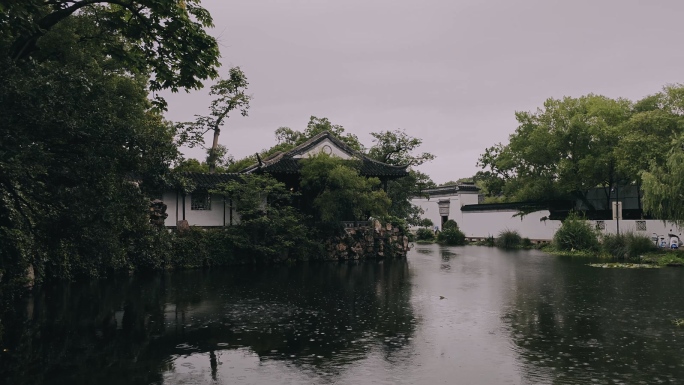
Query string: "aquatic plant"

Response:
xmin=475 ymin=236 xmax=496 ymax=247
xmin=588 ymin=263 xmax=660 ymax=269
xmin=496 ymin=230 xmax=522 ymax=249
xmin=601 ymin=232 xmax=657 ymax=260
xmin=522 ymin=238 xmax=533 ymax=248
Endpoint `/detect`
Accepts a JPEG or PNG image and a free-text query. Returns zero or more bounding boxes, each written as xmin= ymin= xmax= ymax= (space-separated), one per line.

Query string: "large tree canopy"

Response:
xmin=1 ymin=0 xmax=220 ymax=107
xmin=478 ymin=94 xmax=633 ymax=208
xmin=367 ymin=129 xmax=435 ymax=167
xmin=478 ymin=85 xmax=684 ymax=218
xmin=300 ymin=153 xmax=390 ymax=223
xmin=641 ymin=136 xmax=684 ymax=223
xmin=0 ymin=4 xmax=215 ymax=285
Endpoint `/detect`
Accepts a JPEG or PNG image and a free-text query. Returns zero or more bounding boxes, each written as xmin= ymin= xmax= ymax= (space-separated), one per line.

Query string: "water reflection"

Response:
xmin=504 ymin=256 xmax=684 ymax=384
xmin=0 ymin=260 xmax=415 ymax=385
xmin=438 ymin=248 xmax=456 ymax=272
xmin=4 ymin=246 xmax=684 ymax=384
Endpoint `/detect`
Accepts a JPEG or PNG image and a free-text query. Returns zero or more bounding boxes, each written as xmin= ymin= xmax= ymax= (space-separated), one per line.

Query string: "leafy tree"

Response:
xmin=177 ymin=67 xmax=251 ymax=172
xmin=382 ymin=170 xmax=434 ymax=225
xmin=478 ymin=95 xmax=633 ymax=209
xmin=436 ymin=220 xmax=466 ymax=245
xmin=217 ymin=174 xmax=314 ymax=260
xmin=173 ymin=145 xmax=233 ymax=173
xmin=614 ymin=85 xmax=684 ymax=215
xmin=439 ymin=179 xmax=471 ymax=186
xmin=2 ymin=0 xmax=220 ymax=107
xmin=472 ymin=171 xmax=505 ymax=201
xmin=227 ymin=122 xmax=436 ymax=226
xmin=227 ymin=154 xmax=258 ymax=173
xmin=366 ymin=129 xmax=436 ymax=225
xmin=204 ymin=144 xmax=233 ymax=171
xmin=0 ymin=7 xmax=205 ymax=285
xmin=274 ymin=116 xmax=364 ymax=152
xmin=228 ymin=116 xmax=365 ymax=172
xmin=300 ymin=153 xmax=390 ymax=223
xmin=641 ymin=135 xmax=684 ymax=223
xmin=367 ymin=129 xmax=435 ymax=166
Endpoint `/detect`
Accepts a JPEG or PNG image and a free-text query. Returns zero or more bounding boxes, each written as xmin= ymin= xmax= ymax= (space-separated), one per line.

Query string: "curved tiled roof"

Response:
xmin=178 ymin=172 xmax=241 ymax=189
xmin=418 ymin=183 xmax=481 ymax=198
xmin=241 ymin=131 xmax=409 ymax=178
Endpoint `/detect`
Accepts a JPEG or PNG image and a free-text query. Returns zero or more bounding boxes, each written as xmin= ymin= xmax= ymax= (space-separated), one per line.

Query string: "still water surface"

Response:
xmin=2 ymin=245 xmax=684 ymax=384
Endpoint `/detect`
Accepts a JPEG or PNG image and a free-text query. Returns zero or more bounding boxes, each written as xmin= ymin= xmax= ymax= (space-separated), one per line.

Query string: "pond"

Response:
xmin=2 ymin=244 xmax=684 ymax=384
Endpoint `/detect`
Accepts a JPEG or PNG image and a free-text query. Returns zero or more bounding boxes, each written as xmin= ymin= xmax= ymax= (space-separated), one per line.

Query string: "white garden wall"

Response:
xmin=411 ymin=191 xmax=684 ymax=242
xmin=162 ymin=191 xmax=240 ymax=227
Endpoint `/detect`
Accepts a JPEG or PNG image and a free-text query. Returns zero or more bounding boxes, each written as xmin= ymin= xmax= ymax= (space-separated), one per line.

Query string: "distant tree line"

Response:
xmin=476 ymin=86 xmax=684 ymax=222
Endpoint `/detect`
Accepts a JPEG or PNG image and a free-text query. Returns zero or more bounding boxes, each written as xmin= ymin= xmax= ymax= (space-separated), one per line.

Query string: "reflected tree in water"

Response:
xmin=503 ymin=263 xmax=684 ymax=384
xmin=0 ymin=260 xmax=415 ymax=384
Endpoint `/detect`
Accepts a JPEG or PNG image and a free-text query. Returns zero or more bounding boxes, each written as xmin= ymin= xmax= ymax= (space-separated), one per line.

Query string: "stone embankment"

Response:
xmin=325 ymin=220 xmax=410 ymax=260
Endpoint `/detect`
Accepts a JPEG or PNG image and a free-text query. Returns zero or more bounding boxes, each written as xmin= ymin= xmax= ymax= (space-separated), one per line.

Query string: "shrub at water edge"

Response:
xmin=553 ymin=211 xmax=599 ymax=252
xmin=437 ymin=220 xmax=466 ymax=245
xmin=601 ymin=232 xmax=657 ymax=260
xmin=522 ymin=237 xmax=533 ymax=248
xmin=496 ymin=230 xmax=522 ymax=249
xmin=415 ymin=228 xmax=435 ymax=241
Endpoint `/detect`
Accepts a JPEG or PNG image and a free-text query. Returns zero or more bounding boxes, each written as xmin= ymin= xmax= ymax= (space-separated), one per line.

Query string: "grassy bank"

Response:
xmin=640 ymin=250 xmax=684 ymax=266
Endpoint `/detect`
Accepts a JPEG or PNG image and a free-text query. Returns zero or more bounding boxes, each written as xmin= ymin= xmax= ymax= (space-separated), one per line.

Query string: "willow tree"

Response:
xmin=641 ymin=138 xmax=684 ymax=223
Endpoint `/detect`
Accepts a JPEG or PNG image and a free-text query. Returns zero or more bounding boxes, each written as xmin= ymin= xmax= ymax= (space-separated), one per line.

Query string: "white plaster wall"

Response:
xmin=162 ymin=191 xmax=239 ymax=227
xmin=455 ymin=210 xmax=561 ymax=240
xmin=412 ymin=192 xmax=479 ymax=229
xmin=412 ymin=197 xmax=443 ymax=230
xmin=457 ymin=192 xmax=479 ymax=206
xmin=293 ymin=138 xmax=352 ymax=159
xmin=162 ymin=191 xmax=178 ymax=224
xmin=457 ymin=214 xmax=684 ymax=242
xmin=411 ymin=192 xmax=684 ymax=241
xmin=596 ymin=220 xmax=683 ymax=240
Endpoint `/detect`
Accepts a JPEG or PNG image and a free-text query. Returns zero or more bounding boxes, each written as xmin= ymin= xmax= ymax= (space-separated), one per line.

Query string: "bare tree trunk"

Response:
xmin=208 ymin=128 xmax=220 ymax=173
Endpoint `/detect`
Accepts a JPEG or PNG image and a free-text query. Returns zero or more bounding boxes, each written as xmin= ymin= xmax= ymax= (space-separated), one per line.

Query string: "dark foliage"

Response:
xmin=437 ymin=220 xmax=466 ymax=246
xmin=601 ymin=233 xmax=657 ymax=260
xmin=553 ymin=212 xmax=599 ymax=251
xmin=416 ymin=228 xmax=436 ymax=241
xmin=496 ymin=230 xmax=523 ymax=249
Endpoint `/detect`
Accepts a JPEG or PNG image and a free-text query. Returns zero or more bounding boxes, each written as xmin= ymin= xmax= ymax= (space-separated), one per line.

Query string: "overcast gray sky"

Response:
xmin=163 ymin=0 xmax=684 ymax=184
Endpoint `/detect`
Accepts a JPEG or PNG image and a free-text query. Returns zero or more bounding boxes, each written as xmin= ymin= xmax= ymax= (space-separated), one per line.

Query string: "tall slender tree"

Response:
xmin=177 ymin=67 xmax=251 ymax=173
